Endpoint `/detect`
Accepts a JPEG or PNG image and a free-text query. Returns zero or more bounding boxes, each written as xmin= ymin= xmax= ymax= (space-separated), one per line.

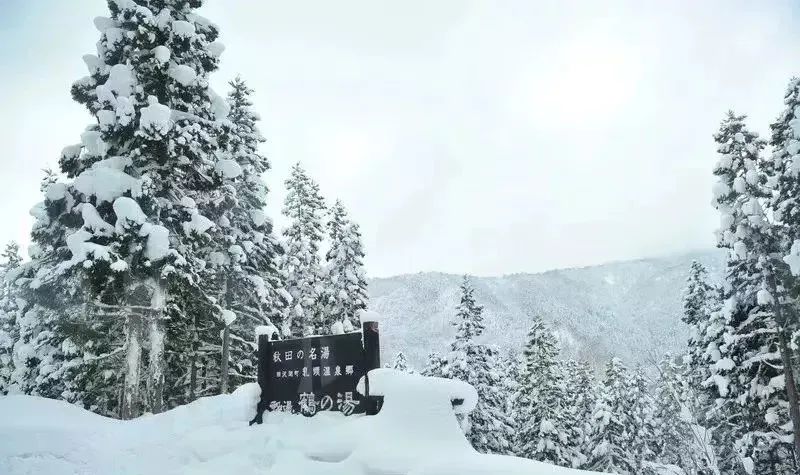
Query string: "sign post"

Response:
xmin=250 ymin=320 xmax=381 ymax=425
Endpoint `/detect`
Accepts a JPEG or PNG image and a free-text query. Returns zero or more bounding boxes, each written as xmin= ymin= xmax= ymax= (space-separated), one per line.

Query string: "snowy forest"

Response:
xmin=1 ymin=1 xmax=800 ymax=475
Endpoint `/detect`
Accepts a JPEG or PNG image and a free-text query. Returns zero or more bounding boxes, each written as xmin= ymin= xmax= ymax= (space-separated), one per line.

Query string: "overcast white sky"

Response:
xmin=1 ymin=1 xmax=798 ymax=277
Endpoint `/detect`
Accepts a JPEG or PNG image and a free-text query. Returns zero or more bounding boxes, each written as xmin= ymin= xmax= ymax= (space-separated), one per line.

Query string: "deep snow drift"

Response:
xmin=0 ymin=370 xmax=595 ymax=475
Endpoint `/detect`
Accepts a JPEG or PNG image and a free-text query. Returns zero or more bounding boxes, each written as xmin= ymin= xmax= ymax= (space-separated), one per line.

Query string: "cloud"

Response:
xmin=1 ymin=0 xmax=798 ymax=277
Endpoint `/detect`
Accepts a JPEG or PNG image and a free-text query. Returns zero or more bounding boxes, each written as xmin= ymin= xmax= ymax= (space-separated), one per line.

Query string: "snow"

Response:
xmin=74 ymin=161 xmax=142 ymax=204
xmin=113 ymin=197 xmax=146 ymax=232
xmin=171 ymin=20 xmax=196 ymax=38
xmin=0 ymin=370 xmax=592 ymax=474
xmin=169 ymin=64 xmax=197 ymax=86
xmin=180 ymin=196 xmax=197 ymax=208
xmin=359 ymin=309 xmax=384 ymax=323
xmin=140 ymin=223 xmax=170 ymax=261
xmin=153 ymin=45 xmax=171 ymax=64
xmin=183 ymin=212 xmax=215 ymax=235
xmin=209 ymin=88 xmax=230 ymax=120
xmin=105 ymin=63 xmax=135 ymax=98
xmin=93 ymin=16 xmax=115 ymax=33
xmin=250 ymin=209 xmax=267 ymax=227
xmin=255 ymin=324 xmax=280 ymax=341
xmin=221 ymin=309 xmax=237 ymax=326
xmin=83 ymin=54 xmax=104 ymax=74
xmin=783 ymin=239 xmax=800 ymax=276
xmin=331 ymin=321 xmax=345 ymax=335
xmin=208 ymin=41 xmax=225 ymax=57
xmin=756 ymin=288 xmax=773 ymax=306
xmin=81 ymin=130 xmax=108 ymax=156
xmin=732 ymin=176 xmax=746 ymax=193
xmin=215 ymin=159 xmax=243 ymax=179
xmin=97 ymin=109 xmax=116 ymax=130
xmin=45 ymin=183 xmax=68 ymax=202
xmin=80 ymin=203 xmax=114 ymax=235
xmin=140 ymin=96 xmax=172 ymax=134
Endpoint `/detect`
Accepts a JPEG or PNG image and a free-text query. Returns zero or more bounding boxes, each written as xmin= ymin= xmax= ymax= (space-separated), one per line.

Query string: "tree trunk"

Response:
xmin=220 ymin=324 xmax=230 ymax=394
xmin=767 ymin=271 xmax=800 ymax=465
xmin=220 ymin=274 xmax=233 ymax=394
xmin=778 ymin=327 xmax=800 ymax=465
xmin=121 ymin=312 xmax=142 ymax=420
xmin=146 ymin=278 xmax=167 ymax=414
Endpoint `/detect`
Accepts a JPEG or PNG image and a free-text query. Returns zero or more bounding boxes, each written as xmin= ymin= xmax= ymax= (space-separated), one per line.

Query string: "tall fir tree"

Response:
xmin=560 ymin=359 xmax=595 ymax=468
xmin=14 ymin=0 xmax=236 ymax=418
xmin=0 ymin=242 xmax=23 ymax=395
xmin=709 ymin=111 xmax=796 ymax=471
xmin=443 ymin=276 xmax=514 ymax=455
xmin=585 ymin=357 xmax=647 ymax=474
xmin=681 ymin=261 xmax=721 ymax=395
xmin=514 ymin=317 xmax=575 ymax=466
xmin=280 ymin=163 xmax=326 ymax=337
xmin=768 ymin=76 xmax=800 ymax=466
xmin=211 ymin=76 xmax=288 ymax=392
xmin=321 ymin=200 xmax=368 ymax=333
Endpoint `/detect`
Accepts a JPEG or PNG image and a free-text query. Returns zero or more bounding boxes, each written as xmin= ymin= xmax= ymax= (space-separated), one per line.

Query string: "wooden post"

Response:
xmin=250 ymin=333 xmax=271 ymax=425
xmin=362 ymin=320 xmax=381 ymax=415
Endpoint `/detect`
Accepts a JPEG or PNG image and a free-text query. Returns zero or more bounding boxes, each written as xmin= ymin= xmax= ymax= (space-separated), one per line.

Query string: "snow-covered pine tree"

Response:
xmin=422 ymin=351 xmax=447 ymax=378
xmin=650 ymin=355 xmax=715 ymax=474
xmin=768 ymin=77 xmax=800 ymax=466
xmin=681 ymin=261 xmax=721 ymax=398
xmin=0 ymin=242 xmax=23 ymax=395
xmin=514 ymin=316 xmax=574 ymax=466
xmin=584 ymin=357 xmax=638 ymax=474
xmin=15 ymin=0 xmax=234 ymax=418
xmin=390 ymin=351 xmax=414 ymax=373
xmin=559 ymin=359 xmax=595 ymax=468
xmin=321 ymin=200 xmax=368 ymax=333
xmin=709 ymin=111 xmax=796 ymax=471
xmin=210 ymin=76 xmax=288 ymax=393
xmin=444 ymin=276 xmax=514 ymax=455
xmin=280 ymin=163 xmax=326 ymax=337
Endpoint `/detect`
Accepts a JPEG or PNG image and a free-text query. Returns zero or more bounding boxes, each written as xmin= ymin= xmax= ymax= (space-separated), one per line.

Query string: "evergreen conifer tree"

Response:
xmin=0 ymin=242 xmax=22 ymax=395
xmin=280 ymin=163 xmax=326 ymax=337
xmin=322 ymin=200 xmax=368 ymax=332
xmin=15 ymin=0 xmax=236 ymax=418
xmin=514 ymin=317 xmax=574 ymax=466
xmin=710 ymin=111 xmax=796 ymax=471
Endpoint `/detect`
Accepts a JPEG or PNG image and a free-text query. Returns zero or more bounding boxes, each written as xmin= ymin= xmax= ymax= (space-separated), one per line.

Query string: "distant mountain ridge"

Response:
xmin=367 ymin=250 xmax=726 ymax=370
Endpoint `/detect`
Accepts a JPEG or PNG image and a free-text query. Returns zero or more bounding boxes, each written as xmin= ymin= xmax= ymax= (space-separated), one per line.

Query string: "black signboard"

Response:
xmin=250 ymin=321 xmax=381 ymax=424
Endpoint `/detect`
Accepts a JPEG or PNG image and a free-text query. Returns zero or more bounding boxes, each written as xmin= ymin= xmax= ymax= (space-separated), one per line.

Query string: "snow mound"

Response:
xmin=0 ymin=372 xmax=595 ymax=475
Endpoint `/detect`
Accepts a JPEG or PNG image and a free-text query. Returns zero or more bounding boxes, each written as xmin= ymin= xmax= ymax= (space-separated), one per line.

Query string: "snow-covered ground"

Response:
xmin=0 ymin=370 xmax=594 ymax=475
